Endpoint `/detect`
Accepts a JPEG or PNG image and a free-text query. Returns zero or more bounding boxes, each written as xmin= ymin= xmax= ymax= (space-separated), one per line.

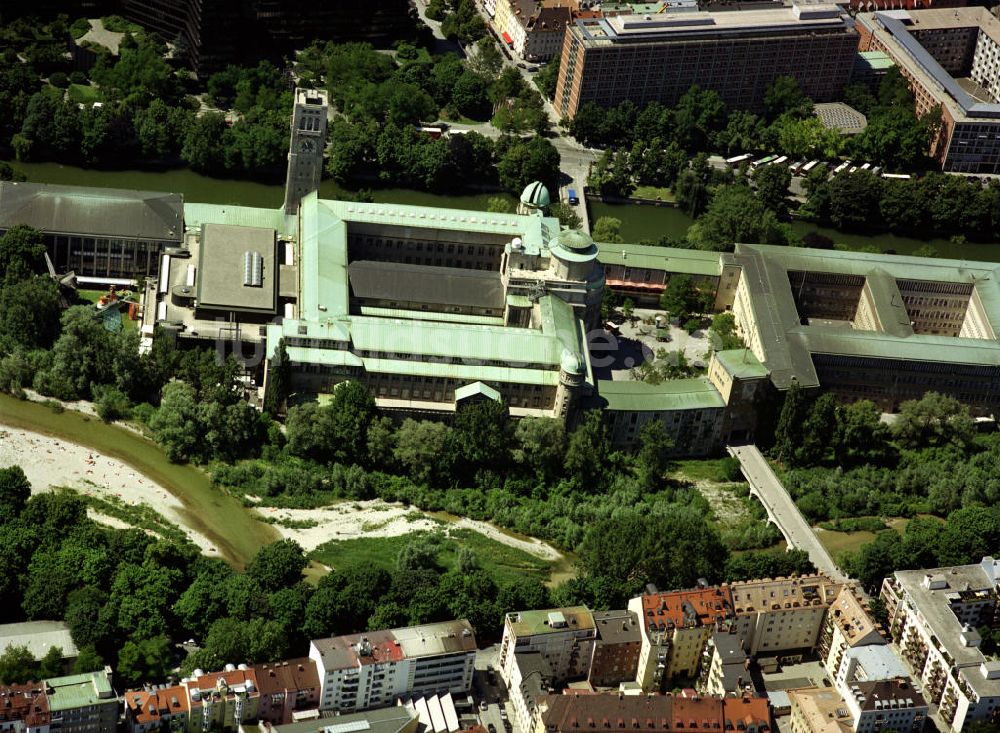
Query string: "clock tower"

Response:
xmin=283 ymin=88 xmax=329 ymax=215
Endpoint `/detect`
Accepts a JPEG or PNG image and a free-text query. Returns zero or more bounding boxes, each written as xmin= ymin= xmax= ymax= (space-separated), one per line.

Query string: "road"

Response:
xmin=728 ymin=444 xmax=847 ymax=583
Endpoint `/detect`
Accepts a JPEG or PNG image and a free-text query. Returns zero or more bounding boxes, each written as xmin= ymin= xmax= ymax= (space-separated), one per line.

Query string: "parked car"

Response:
xmin=489 ymin=724 xmax=497 ymax=733
xmin=480 ymin=701 xmax=488 ymax=712
xmin=500 ymin=709 xmax=508 ymax=721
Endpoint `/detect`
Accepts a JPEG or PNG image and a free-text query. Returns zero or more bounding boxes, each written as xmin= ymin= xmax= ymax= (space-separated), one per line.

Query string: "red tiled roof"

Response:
xmin=125 ymin=686 xmax=189 ymax=725
xmin=252 ymin=659 xmax=320 ymax=696
xmin=640 ymin=588 xmax=734 ymax=631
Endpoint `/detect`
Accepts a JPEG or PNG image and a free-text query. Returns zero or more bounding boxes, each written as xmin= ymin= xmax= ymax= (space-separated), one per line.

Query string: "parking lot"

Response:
xmin=474 ymin=646 xmax=516 ymax=733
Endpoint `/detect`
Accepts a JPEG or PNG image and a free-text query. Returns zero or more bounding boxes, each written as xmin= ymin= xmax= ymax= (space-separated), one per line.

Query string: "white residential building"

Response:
xmin=308 ymin=621 xmax=476 ymax=712
xmin=881 ymin=557 xmax=1000 ymax=731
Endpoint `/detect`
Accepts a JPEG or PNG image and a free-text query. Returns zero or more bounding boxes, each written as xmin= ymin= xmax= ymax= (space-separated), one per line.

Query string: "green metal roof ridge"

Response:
xmin=597 ymin=242 xmax=722 ymax=277
xmin=595 ymin=377 xmax=726 ymax=411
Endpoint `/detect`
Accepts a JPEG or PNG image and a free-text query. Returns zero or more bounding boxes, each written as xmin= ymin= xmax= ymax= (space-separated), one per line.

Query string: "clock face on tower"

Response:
xmin=299 ymin=139 xmax=315 ymax=153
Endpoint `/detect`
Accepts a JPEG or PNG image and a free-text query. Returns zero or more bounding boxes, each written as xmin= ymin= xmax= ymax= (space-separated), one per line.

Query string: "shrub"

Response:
xmin=49 ymin=72 xmax=70 ymax=89
xmin=69 ymin=70 xmax=88 ymax=85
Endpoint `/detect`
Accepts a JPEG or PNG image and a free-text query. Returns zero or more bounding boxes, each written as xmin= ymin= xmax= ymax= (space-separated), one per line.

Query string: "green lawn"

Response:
xmin=67 ymin=84 xmax=100 ymax=105
xmin=0 ymin=394 xmax=279 ymax=567
xmin=310 ymin=526 xmax=554 ymax=585
xmin=633 ymin=185 xmax=675 ymax=202
xmin=814 ymin=516 xmax=933 ymax=557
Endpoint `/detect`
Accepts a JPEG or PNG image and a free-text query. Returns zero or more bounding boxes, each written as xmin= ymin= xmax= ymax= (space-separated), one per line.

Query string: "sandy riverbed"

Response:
xmin=251 ymin=500 xmax=564 ymax=563
xmin=0 ymin=426 xmax=220 ymax=555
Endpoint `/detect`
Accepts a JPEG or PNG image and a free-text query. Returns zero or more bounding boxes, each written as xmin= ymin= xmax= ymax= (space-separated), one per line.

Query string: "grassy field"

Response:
xmin=67 ymin=84 xmax=100 ymax=105
xmin=0 ymin=394 xmax=278 ymax=567
xmin=633 ymin=185 xmax=675 ymax=202
xmin=670 ymin=456 xmax=737 ymax=482
xmin=310 ymin=527 xmax=554 ymax=585
xmin=814 ymin=516 xmax=919 ymax=557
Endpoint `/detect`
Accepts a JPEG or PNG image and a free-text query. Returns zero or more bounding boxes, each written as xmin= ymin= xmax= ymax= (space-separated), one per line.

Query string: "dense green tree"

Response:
xmin=592 ymin=217 xmax=624 ymax=244
xmin=0 ymin=467 xmax=31 ymax=525
xmin=149 ymin=381 xmax=201 ymax=462
xmin=763 ymin=76 xmax=813 ymax=122
xmin=636 ymin=421 xmax=674 ymax=489
xmin=393 ymin=419 xmax=451 ymax=486
xmin=687 ymin=185 xmax=792 ymax=251
xmin=117 ymin=635 xmax=173 ymax=686
xmin=577 ymin=508 xmax=727 ymax=603
xmin=0 ymin=226 xmax=46 ymax=274
xmin=496 ymin=136 xmax=560 ymax=194
xmin=563 ymin=411 xmax=610 ymax=490
xmin=512 ymin=418 xmax=566 ymax=483
xmin=752 ymin=163 xmax=791 ymax=213
xmin=773 ymin=382 xmax=810 ymax=464
xmin=659 ymin=275 xmax=710 ymax=322
xmin=73 ymin=646 xmax=104 ymax=674
xmin=833 ymin=400 xmax=892 ymax=467
xmin=65 ymin=586 xmax=110 ymax=649
xmin=445 ymin=399 xmax=511 ymax=485
xmin=246 ymin=540 xmax=307 ymax=593
xmin=0 ymin=645 xmax=37 ymax=684
xmin=892 ymin=392 xmax=976 ymax=450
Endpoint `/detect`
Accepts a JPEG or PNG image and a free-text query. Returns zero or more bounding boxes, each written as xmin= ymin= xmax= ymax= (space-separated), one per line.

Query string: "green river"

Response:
xmin=7 ymin=160 xmax=1000 ymax=262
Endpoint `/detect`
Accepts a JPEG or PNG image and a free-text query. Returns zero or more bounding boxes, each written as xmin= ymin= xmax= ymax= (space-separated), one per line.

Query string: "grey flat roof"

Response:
xmin=196 ymin=223 xmax=277 ymax=314
xmin=0 ymin=181 xmax=182 ymax=241
xmin=348 ymin=260 xmax=505 ymax=310
xmin=269 ymin=705 xmax=417 ymax=733
xmin=0 ymin=621 xmax=78 ymax=660
xmin=894 ymin=563 xmax=999 ymax=695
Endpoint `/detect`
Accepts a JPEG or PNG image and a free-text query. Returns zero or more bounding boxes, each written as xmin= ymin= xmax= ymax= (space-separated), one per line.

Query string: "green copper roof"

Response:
xmin=597 ymin=242 xmax=722 ymax=277
xmin=46 ymin=671 xmax=114 ymax=711
xmin=183 ymin=202 xmax=292 ymax=236
xmin=359 ymin=306 xmax=505 ymax=326
xmin=299 ymin=193 xmax=349 ymax=319
xmin=520 ymin=181 xmax=551 ymax=208
xmin=455 ymin=381 xmax=503 ymax=402
xmin=362 ymin=358 xmax=559 ymax=386
xmin=713 ymin=349 xmax=769 ymax=379
xmin=595 ymin=377 xmax=726 ymax=412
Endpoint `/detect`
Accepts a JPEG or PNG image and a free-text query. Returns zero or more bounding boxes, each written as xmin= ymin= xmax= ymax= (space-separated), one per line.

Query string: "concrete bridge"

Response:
xmin=727 ymin=444 xmax=847 ymax=583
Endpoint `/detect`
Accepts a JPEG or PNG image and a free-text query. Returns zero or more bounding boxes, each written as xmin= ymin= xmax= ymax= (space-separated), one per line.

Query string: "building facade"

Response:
xmin=0 ymin=182 xmax=182 ymax=281
xmin=251 ymin=659 xmax=320 ymax=725
xmin=45 ymin=670 xmax=117 ymax=733
xmin=627 ymin=586 xmax=735 ymax=691
xmin=308 ymin=621 xmax=476 ymax=712
xmin=588 ymin=610 xmax=641 ymax=688
xmin=856 ymin=8 xmax=1000 ymax=174
xmin=555 ymin=6 xmax=857 ymax=118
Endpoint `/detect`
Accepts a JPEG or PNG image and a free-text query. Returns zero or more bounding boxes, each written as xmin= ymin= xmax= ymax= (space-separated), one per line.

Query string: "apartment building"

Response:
xmin=555 ymin=5 xmax=857 ymax=118
xmin=627 ymin=587 xmax=735 ymax=691
xmin=881 ymin=558 xmax=1000 ymax=731
xmin=499 ymin=608 xmax=596 ymax=733
xmin=820 ymin=587 xmax=886 ymax=682
xmin=842 ymin=679 xmax=927 ymax=733
xmin=45 ymin=671 xmax=117 ymax=733
xmin=499 ymin=609 xmax=597 ymax=688
xmin=494 ymin=0 xmax=574 ymax=61
xmin=309 ymin=621 xmax=476 ymax=712
xmin=730 ymin=575 xmax=843 ymax=657
xmin=789 ymin=688 xmax=855 ymax=733
xmin=0 ymin=685 xmax=50 ymax=733
xmin=124 ymin=686 xmax=188 ymax=733
xmin=856 ymin=8 xmax=1000 ymax=174
xmin=588 ymin=610 xmax=641 ymax=688
xmin=184 ymin=667 xmax=260 ymax=733
xmin=251 ymin=659 xmax=320 ymax=725
xmin=702 ymin=630 xmax=750 ymax=696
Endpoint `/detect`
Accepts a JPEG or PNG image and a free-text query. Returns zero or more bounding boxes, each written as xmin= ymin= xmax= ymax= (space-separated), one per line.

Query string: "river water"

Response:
xmin=8 ymin=160 xmax=1000 ymax=262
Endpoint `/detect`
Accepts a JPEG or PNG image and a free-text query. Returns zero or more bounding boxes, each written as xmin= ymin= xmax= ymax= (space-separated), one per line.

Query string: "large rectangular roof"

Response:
xmin=0 ymin=621 xmax=77 ymax=661
xmin=597 ymin=242 xmax=722 ymax=277
xmin=348 ymin=260 xmax=505 ymax=310
xmin=0 ymin=181 xmax=182 ymax=241
xmin=46 ymin=671 xmax=114 ymax=711
xmin=595 ymin=377 xmax=726 ymax=412
xmin=196 ymin=223 xmax=277 ymax=314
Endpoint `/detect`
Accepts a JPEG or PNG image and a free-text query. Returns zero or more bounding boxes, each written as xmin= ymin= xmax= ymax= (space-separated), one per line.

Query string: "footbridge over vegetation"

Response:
xmin=728 ymin=444 xmax=847 ymax=583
